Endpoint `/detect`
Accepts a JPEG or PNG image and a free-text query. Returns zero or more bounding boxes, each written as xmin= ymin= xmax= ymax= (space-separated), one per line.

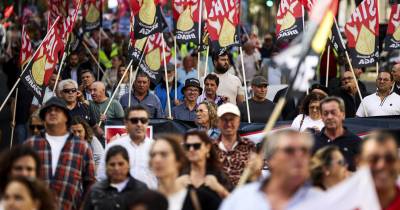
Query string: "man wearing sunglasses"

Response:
xmin=358 ymin=131 xmax=400 ymax=209
xmin=97 ymin=105 xmax=157 ymax=189
xmin=220 ymin=129 xmax=320 ymax=210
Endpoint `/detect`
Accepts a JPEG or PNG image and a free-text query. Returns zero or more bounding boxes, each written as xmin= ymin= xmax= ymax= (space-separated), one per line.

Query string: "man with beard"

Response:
xmin=358 ymin=131 xmax=400 ymax=209
xmin=80 ymin=69 xmax=96 ymax=100
xmin=61 ymin=51 xmax=84 ymax=85
xmin=172 ymin=78 xmax=201 ymax=121
xmin=313 ymin=96 xmax=361 ymax=171
xmin=332 ymin=70 xmax=365 ymax=118
xmin=356 ymin=71 xmax=400 ymax=117
xmin=212 ymin=51 xmax=244 ymax=105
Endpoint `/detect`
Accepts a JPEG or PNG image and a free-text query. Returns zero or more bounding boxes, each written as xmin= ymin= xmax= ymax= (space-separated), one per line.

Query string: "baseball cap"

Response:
xmin=251 ymin=76 xmax=268 ymax=86
xmin=217 ymin=103 xmax=240 ymax=117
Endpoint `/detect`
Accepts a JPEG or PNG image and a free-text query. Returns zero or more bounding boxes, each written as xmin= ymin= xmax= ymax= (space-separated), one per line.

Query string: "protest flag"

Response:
xmin=204 ymin=0 xmax=240 ymax=52
xmin=20 ymin=17 xmax=64 ymax=104
xmin=130 ymin=0 xmax=167 ymax=39
xmin=344 ymin=0 xmax=379 ymax=68
xmin=82 ymin=0 xmax=102 ymax=31
xmin=19 ymin=25 xmax=33 ymax=70
xmin=276 ymin=0 xmax=304 ymax=41
xmin=384 ymin=3 xmax=400 ymax=51
xmin=292 ymin=167 xmax=380 ymax=210
xmin=173 ymin=0 xmax=201 ymax=44
xmin=138 ymin=33 xmax=172 ymax=84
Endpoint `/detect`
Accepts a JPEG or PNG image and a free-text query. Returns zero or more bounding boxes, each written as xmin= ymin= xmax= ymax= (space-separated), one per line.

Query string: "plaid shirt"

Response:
xmin=25 ymin=133 xmax=95 ymax=210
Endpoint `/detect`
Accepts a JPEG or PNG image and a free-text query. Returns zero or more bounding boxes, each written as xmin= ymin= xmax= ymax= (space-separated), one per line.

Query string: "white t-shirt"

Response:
xmin=215 ymin=72 xmax=244 ymax=104
xmin=45 ymin=133 xmax=69 ymax=176
xmin=168 ymin=188 xmax=188 ymax=210
xmin=110 ymin=178 xmax=129 ymax=192
xmin=356 ymin=92 xmax=400 ymax=117
xmin=291 ymin=114 xmax=324 ymax=132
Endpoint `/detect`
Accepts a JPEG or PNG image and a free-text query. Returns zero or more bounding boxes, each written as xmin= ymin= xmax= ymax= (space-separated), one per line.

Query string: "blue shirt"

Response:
xmin=172 ymin=103 xmax=198 ymax=121
xmin=154 ymin=80 xmax=184 ymax=111
xmin=219 ymin=179 xmax=321 ymax=210
xmin=177 ymin=67 xmax=198 ymax=84
xmin=119 ymin=91 xmax=164 ymax=118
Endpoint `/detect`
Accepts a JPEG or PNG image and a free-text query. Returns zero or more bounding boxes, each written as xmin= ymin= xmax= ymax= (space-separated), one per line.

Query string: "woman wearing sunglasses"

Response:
xmin=310 ymin=146 xmax=349 ymax=190
xmin=195 ymin=101 xmax=221 ymax=140
xmin=28 ymin=111 xmax=44 ymax=137
xmin=150 ymin=134 xmax=221 ymax=210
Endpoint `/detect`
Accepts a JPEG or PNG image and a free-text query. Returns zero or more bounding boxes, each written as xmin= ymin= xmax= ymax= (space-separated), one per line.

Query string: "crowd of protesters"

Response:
xmin=0 ymin=5 xmax=400 ymax=210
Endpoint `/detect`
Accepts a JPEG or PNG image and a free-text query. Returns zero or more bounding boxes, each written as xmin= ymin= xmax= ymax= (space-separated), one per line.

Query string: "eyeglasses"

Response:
xmin=184 ymin=143 xmax=202 ymax=150
xmin=62 ymin=88 xmax=77 ymax=94
xmin=29 ymin=125 xmax=44 ymax=130
xmin=128 ymin=117 xmax=148 ymax=124
xmin=279 ymin=146 xmax=310 ymax=156
xmin=367 ymin=153 xmax=397 ymax=165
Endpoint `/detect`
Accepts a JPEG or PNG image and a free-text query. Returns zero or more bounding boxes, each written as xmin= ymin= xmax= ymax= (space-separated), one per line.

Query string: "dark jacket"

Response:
xmin=273 ymin=87 xmax=303 ymax=120
xmin=332 ymin=88 xmax=364 ymax=118
xmin=180 ymin=186 xmax=222 ymax=210
xmin=83 ymin=176 xmax=148 ymax=210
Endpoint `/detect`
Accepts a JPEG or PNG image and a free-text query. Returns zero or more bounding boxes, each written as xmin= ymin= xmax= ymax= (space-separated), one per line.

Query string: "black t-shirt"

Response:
xmin=313 ymin=127 xmax=362 ymax=171
xmin=238 ymin=98 xmax=275 ymax=123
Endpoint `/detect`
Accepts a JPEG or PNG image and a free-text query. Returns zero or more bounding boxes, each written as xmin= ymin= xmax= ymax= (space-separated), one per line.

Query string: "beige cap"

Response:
xmin=217 ymin=103 xmax=241 ymax=117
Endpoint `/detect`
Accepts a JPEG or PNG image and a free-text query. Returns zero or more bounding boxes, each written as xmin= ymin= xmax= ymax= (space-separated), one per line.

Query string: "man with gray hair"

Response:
xmin=220 ymin=129 xmax=320 ymax=210
xmin=313 ymin=96 xmax=362 ymax=171
xmin=58 ymin=79 xmax=95 ymax=126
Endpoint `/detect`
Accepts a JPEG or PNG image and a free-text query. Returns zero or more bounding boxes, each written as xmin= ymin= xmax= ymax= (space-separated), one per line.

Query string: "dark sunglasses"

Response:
xmin=280 ymin=146 xmax=310 ymax=156
xmin=62 ymin=88 xmax=77 ymax=94
xmin=128 ymin=117 xmax=148 ymax=124
xmin=29 ymin=125 xmax=44 ymax=130
xmin=184 ymin=143 xmax=202 ymax=151
xmin=368 ymin=153 xmax=397 ymax=165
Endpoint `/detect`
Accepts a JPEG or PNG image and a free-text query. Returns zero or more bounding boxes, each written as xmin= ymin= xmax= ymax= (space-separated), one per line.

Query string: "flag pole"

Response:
xmin=325 ymin=45 xmax=330 ymax=87
xmin=239 ymin=47 xmax=251 ymax=123
xmin=82 ymin=41 xmax=105 ymax=74
xmin=162 ymin=33 xmax=172 ymax=119
xmin=128 ymin=64 xmax=133 ymax=107
xmin=98 ymin=28 xmax=102 ymax=81
xmin=204 ymin=46 xmax=209 ymax=78
xmin=333 ymin=18 xmax=367 ymax=116
xmin=52 ymin=34 xmax=71 ymax=95
xmin=174 ymin=37 xmax=178 ymax=101
xmin=98 ymin=39 xmax=149 ymax=127
xmin=0 ymin=16 xmax=61 ymax=113
xmin=10 ymin=88 xmax=18 ymax=149
xmin=197 ymin=0 xmax=204 ymax=80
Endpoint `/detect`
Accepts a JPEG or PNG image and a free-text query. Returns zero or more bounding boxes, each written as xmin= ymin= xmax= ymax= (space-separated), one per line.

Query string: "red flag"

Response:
xmin=21 ymin=18 xmax=64 ymax=103
xmin=173 ymin=0 xmax=201 ymax=44
xmin=384 ymin=4 xmax=400 ymax=50
xmin=130 ymin=0 xmax=167 ymax=39
xmin=4 ymin=5 xmax=14 ymax=19
xmin=82 ymin=0 xmax=102 ymax=31
xmin=65 ymin=0 xmax=82 ymax=33
xmin=204 ymin=0 xmax=240 ymax=51
xmin=19 ymin=26 xmax=33 ymax=69
xmin=299 ymin=0 xmax=316 ymax=12
xmin=48 ymin=0 xmax=69 ymax=28
xmin=344 ymin=0 xmax=379 ymax=67
xmin=276 ymin=0 xmax=303 ymax=41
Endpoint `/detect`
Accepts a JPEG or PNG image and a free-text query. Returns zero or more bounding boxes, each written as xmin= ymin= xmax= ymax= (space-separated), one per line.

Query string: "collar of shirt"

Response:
xmin=216 ymin=134 xmax=244 ymax=152
xmin=320 ymin=127 xmax=352 ymax=142
xmin=132 ymin=91 xmax=150 ymax=101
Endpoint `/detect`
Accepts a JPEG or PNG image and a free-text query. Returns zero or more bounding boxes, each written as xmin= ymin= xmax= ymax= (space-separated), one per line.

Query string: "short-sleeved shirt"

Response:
xmin=215 ymin=72 xmax=244 ymax=104
xmin=313 ymin=128 xmax=362 ymax=171
xmin=119 ymin=92 xmax=164 ymax=119
xmin=172 ymin=103 xmax=198 ymax=121
xmin=89 ymin=98 xmax=125 ymax=123
xmin=356 ymin=92 xmax=400 ymax=117
xmin=238 ymin=98 xmax=275 ymax=123
xmin=213 ymin=136 xmax=256 ymax=185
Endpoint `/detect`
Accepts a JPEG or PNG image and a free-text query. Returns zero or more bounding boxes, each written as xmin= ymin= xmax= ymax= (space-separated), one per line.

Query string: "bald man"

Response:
xmin=88 ymin=81 xmax=124 ymax=125
xmin=391 ymin=64 xmax=400 ymax=95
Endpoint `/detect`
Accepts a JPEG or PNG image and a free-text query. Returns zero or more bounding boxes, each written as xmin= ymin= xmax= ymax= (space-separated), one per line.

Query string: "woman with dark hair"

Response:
xmin=195 ymin=101 xmax=221 ymax=139
xmin=291 ymin=92 xmax=327 ymax=132
xmin=3 ymin=176 xmax=55 ymax=210
xmin=27 ymin=111 xmax=44 ymax=137
xmin=150 ymin=134 xmax=221 ymax=210
xmin=83 ymin=145 xmax=148 ymax=210
xmin=0 ymin=145 xmax=40 ymax=194
xmin=310 ymin=146 xmax=348 ymax=190
xmin=71 ymin=116 xmax=104 ymax=168
xmin=128 ymin=190 xmax=169 ymax=210
xmin=179 ymin=130 xmax=231 ymax=198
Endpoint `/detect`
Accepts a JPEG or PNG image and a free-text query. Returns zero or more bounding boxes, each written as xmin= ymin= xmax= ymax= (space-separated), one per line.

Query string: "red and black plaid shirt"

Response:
xmin=25 ymin=133 xmax=95 ymax=210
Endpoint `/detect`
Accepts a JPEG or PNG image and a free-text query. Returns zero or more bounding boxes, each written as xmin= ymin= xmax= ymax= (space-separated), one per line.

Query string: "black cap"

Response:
xmin=182 ymin=78 xmax=203 ymax=94
xmin=251 ymin=76 xmax=268 ymax=86
xmin=39 ymin=97 xmax=71 ymax=125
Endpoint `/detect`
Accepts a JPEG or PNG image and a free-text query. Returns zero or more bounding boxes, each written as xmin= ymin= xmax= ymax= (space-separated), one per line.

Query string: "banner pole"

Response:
xmin=128 ymin=64 xmax=133 ymax=107
xmin=239 ymin=47 xmax=251 ymax=123
xmin=174 ymin=37 xmax=178 ymax=101
xmin=204 ymin=46 xmax=209 ymax=79
xmin=82 ymin=41 xmax=105 ymax=74
xmin=0 ymin=16 xmax=61 ymax=113
xmin=10 ymin=88 xmax=18 ymax=149
xmin=98 ymin=28 xmax=102 ymax=81
xmin=197 ymin=0 xmax=204 ymax=81
xmin=162 ymin=33 xmax=172 ymax=119
xmin=325 ymin=45 xmax=330 ymax=87
xmin=98 ymin=39 xmax=149 ymax=127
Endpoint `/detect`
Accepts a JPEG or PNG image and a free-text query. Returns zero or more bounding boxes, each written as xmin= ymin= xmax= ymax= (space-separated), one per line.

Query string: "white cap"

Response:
xmin=217 ymin=103 xmax=241 ymax=117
